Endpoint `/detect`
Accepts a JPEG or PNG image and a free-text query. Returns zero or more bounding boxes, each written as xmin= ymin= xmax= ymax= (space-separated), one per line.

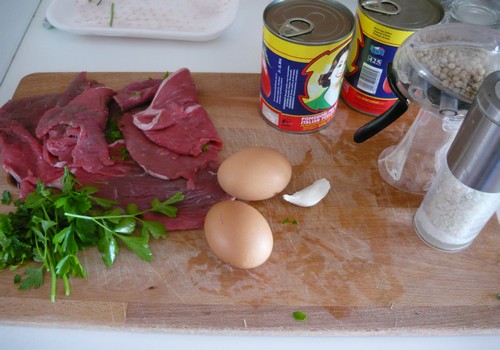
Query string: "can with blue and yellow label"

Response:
xmin=341 ymin=0 xmax=444 ymax=116
xmin=260 ymin=0 xmax=355 ymax=133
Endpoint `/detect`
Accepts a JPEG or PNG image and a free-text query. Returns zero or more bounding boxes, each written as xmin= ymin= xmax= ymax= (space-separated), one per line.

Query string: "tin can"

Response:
xmin=341 ymin=0 xmax=444 ymax=116
xmin=260 ymin=0 xmax=355 ymax=133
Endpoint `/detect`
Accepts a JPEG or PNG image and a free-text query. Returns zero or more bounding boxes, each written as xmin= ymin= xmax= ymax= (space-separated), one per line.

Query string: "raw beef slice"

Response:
xmin=0 ymin=71 xmax=102 ymax=134
xmin=130 ymin=69 xmax=222 ymax=156
xmin=36 ymin=86 xmax=116 ymax=173
xmin=143 ymin=103 xmax=222 ymax=156
xmin=0 ymin=121 xmax=64 ymax=197
xmin=119 ymin=112 xmax=219 ymax=187
xmin=132 ymin=68 xmax=198 ymax=131
xmin=113 ymin=78 xmax=163 ymax=112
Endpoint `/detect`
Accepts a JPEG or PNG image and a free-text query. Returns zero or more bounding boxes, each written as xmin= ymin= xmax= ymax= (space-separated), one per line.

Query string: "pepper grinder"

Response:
xmin=413 ymin=71 xmax=500 ymax=252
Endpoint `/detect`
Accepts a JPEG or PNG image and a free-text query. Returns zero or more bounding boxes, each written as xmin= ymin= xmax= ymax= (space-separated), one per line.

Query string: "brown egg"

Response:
xmin=204 ymin=200 xmax=273 ymax=269
xmin=217 ymin=147 xmax=292 ymax=201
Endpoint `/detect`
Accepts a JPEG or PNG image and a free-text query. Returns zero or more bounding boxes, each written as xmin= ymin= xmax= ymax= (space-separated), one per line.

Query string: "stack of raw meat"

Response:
xmin=0 ymin=69 xmax=230 ymax=230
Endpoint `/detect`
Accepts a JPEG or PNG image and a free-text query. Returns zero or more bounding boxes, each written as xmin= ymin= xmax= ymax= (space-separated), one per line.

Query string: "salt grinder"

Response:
xmin=413 ymin=71 xmax=500 ymax=252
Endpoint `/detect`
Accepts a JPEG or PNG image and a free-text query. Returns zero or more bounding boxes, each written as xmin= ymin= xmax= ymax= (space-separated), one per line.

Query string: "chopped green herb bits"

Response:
xmin=293 ymin=311 xmax=307 ymax=321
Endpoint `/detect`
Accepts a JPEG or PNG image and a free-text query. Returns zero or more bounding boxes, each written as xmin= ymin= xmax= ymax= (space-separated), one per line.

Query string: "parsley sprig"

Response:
xmin=0 ymin=168 xmax=183 ymax=302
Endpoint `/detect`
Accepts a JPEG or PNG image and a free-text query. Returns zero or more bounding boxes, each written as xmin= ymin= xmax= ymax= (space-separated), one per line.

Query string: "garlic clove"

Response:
xmin=283 ymin=178 xmax=331 ymax=207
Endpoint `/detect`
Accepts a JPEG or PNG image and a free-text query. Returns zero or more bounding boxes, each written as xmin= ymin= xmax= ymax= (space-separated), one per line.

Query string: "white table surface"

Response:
xmin=1 ymin=0 xmax=500 ymax=349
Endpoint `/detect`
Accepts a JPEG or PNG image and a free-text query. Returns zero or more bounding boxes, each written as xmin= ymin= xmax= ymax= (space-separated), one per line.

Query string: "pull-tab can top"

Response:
xmin=361 ymin=0 xmax=401 ymax=15
xmin=264 ymin=0 xmax=355 ymax=45
xmin=358 ymin=0 xmax=444 ymax=31
xmin=278 ymin=18 xmax=315 ymax=38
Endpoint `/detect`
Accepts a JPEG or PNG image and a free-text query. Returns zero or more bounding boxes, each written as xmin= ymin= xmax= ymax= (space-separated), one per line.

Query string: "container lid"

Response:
xmin=264 ymin=0 xmax=355 ymax=45
xmin=46 ymin=0 xmax=239 ymax=41
xmin=360 ymin=0 xmax=444 ymax=30
xmin=450 ymin=0 xmax=500 ymax=27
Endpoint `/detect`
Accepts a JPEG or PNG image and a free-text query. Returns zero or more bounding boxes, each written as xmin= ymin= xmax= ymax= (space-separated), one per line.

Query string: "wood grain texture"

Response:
xmin=0 ymin=72 xmax=499 ymax=336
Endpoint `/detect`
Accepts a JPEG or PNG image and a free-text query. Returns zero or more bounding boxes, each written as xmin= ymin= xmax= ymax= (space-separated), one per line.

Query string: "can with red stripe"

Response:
xmin=260 ymin=0 xmax=355 ymax=133
xmin=341 ymin=0 xmax=444 ymax=116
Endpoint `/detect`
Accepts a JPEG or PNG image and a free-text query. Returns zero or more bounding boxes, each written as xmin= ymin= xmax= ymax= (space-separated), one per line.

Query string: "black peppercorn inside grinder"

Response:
xmin=353 ymin=23 xmax=500 ymax=194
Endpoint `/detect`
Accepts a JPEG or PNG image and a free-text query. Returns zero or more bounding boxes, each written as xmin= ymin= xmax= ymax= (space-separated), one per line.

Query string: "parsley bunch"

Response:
xmin=0 ymin=168 xmax=183 ymax=302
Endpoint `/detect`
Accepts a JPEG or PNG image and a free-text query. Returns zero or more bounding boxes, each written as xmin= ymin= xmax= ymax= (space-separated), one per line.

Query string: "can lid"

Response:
xmin=361 ymin=0 xmax=401 ymax=15
xmin=264 ymin=0 xmax=355 ymax=45
xmin=360 ymin=0 xmax=444 ymax=30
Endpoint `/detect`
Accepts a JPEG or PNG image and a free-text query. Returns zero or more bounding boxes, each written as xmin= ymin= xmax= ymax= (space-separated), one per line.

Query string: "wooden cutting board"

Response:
xmin=0 ymin=72 xmax=499 ymax=336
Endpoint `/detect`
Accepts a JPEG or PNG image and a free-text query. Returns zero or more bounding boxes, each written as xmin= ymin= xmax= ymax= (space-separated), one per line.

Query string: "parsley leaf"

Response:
xmin=1 ymin=191 xmax=11 ymax=205
xmin=18 ymin=267 xmax=44 ymax=291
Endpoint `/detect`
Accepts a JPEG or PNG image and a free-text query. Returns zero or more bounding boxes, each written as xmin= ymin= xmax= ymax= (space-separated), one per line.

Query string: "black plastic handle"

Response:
xmin=353 ymin=63 xmax=409 ymax=143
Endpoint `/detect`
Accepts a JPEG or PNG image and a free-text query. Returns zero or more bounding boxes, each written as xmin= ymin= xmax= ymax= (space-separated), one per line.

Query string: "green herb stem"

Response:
xmin=63 ymin=275 xmax=70 ymax=296
xmin=109 ymin=2 xmax=115 ymax=27
xmin=67 ymin=212 xmax=141 ymax=221
xmin=46 ymin=252 xmax=57 ymax=303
